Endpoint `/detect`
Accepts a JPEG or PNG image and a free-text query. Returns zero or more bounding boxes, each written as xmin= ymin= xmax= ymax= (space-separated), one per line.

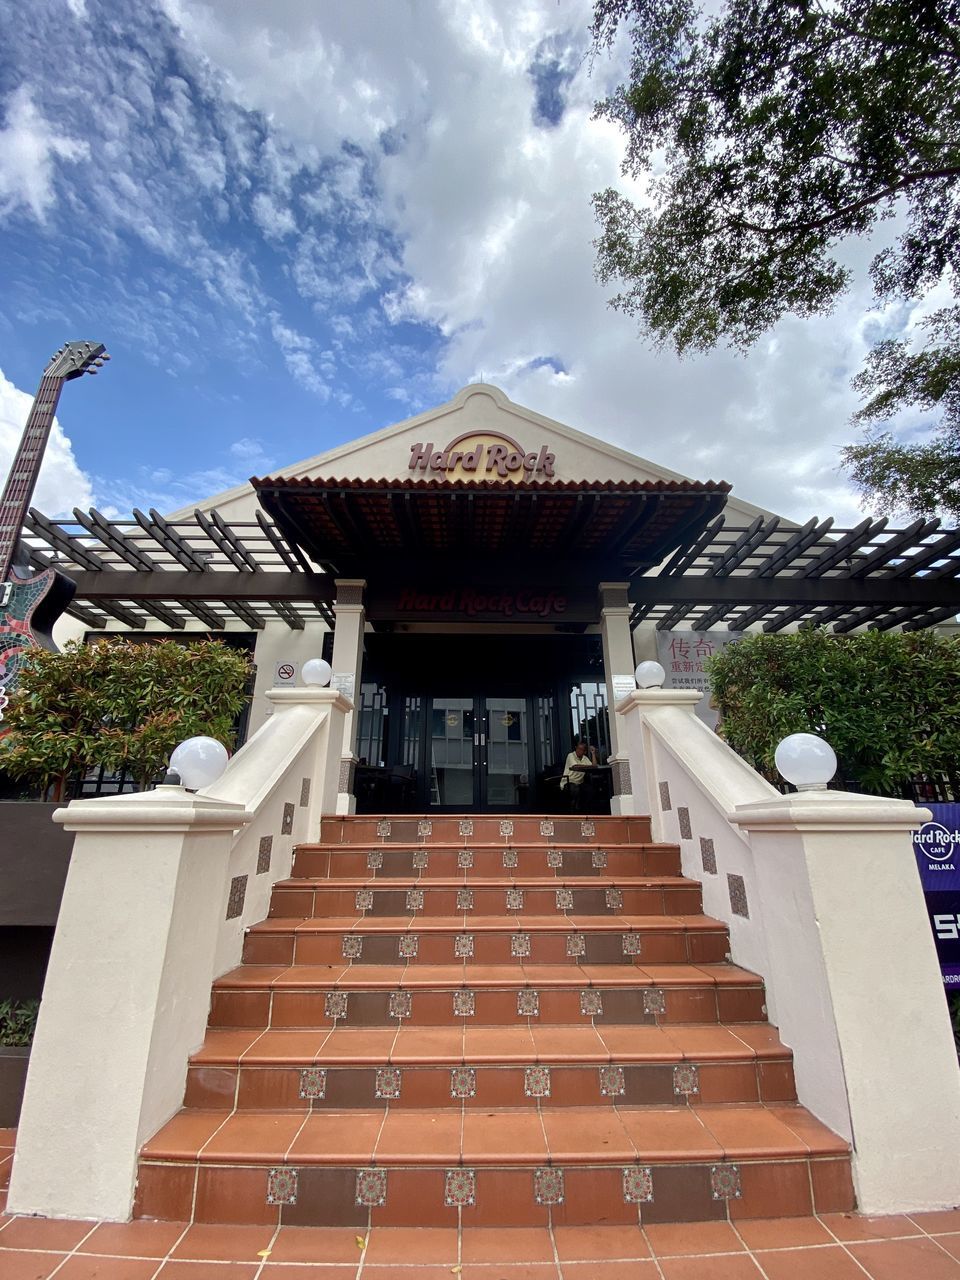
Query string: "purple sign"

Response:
xmin=912 ymin=803 xmax=960 ymax=989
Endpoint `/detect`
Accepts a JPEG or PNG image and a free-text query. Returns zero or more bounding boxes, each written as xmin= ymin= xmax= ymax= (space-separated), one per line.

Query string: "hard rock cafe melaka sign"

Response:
xmin=408 ymin=429 xmax=556 ymax=481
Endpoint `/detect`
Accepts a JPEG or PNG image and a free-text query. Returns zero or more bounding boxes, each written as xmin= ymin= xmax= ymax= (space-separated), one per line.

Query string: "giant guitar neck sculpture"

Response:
xmin=0 ymin=341 xmax=108 ymax=694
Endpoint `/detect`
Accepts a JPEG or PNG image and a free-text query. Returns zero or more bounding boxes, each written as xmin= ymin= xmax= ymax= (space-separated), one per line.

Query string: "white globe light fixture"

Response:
xmin=774 ymin=732 xmax=837 ymax=791
xmin=301 ymin=658 xmax=332 ymax=687
xmin=169 ymin=736 xmax=229 ymax=790
xmin=635 ymin=661 xmax=666 ymax=689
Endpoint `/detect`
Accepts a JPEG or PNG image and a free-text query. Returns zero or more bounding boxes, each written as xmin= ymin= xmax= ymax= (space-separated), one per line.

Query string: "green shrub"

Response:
xmin=0 ymin=998 xmax=39 ymax=1047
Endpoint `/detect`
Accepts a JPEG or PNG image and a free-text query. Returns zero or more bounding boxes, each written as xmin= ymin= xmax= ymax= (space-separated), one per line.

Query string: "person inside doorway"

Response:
xmin=560 ymin=740 xmax=598 ymax=811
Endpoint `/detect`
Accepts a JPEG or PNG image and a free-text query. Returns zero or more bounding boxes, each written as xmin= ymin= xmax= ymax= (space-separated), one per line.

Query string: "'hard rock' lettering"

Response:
xmin=409 ymin=441 xmax=555 ymax=477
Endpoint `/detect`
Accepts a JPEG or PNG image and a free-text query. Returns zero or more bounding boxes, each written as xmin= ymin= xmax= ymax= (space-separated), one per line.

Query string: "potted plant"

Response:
xmin=0 ymin=998 xmax=39 ymax=1125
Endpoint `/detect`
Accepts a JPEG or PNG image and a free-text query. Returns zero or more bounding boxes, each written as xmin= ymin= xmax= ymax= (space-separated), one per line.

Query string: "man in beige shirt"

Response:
xmin=560 ymin=740 xmax=598 ymax=812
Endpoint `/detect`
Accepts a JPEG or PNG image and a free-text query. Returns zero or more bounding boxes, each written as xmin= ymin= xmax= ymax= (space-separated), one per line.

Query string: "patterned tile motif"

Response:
xmin=418 ymin=818 xmax=433 ymax=837
xmin=367 ymin=850 xmax=384 ymax=870
xmin=324 ymin=991 xmax=348 ymax=1020
xmin=581 ymin=820 xmax=596 ymax=838
xmin=459 ymin=819 xmax=474 ymax=837
xmin=673 ymin=1064 xmax=700 ymax=1096
xmin=298 ymin=1067 xmax=327 ymax=1100
xmin=256 ymin=835 xmax=273 ymax=875
xmin=539 ymin=819 xmax=555 ymax=837
xmin=457 ymin=889 xmax=474 ymax=912
xmin=580 ymin=989 xmax=603 ymax=1017
xmin=281 ymin=802 xmax=295 ymax=836
xmin=406 ymin=888 xmax=424 ymax=912
xmin=659 ymin=780 xmax=672 ymax=811
xmin=547 ymin=850 xmax=564 ymax=869
xmin=266 ymin=1166 xmax=298 ymax=1206
xmin=450 ymin=1066 xmax=477 ymax=1098
xmin=453 ymin=989 xmax=476 ymax=1017
xmin=356 ymin=1167 xmax=388 ymax=1207
xmin=454 ymin=933 xmax=475 ymax=959
xmin=534 ymin=1166 xmax=564 ymax=1205
xmin=375 ymin=1068 xmax=402 ymax=1100
xmin=517 ymin=988 xmax=540 ymax=1017
xmin=622 ymin=1166 xmax=654 ymax=1205
xmin=377 ymin=820 xmax=392 ymax=838
xmin=524 ymin=1065 xmax=551 ymax=1097
xmin=506 ymin=887 xmax=524 ymax=910
xmin=599 ymin=1065 xmax=625 ymax=1097
xmin=355 ymin=889 xmax=374 ymax=912
xmin=502 ymin=849 xmax=518 ymax=869
xmin=678 ymin=806 xmax=692 ymax=840
xmin=500 ymin=819 xmax=514 ymax=837
xmin=556 ymin=887 xmax=574 ymax=911
xmin=566 ymin=933 xmax=586 ymax=958
xmin=458 ymin=849 xmax=474 ymax=869
xmin=605 ymin=887 xmax=623 ymax=910
xmin=389 ymin=991 xmax=412 ymax=1020
xmin=700 ymin=837 xmax=718 ymax=875
xmin=621 ymin=933 xmax=643 ymax=957
xmin=342 ymin=934 xmax=363 ymax=960
xmin=710 ymin=1163 xmax=742 ymax=1200
xmin=299 ymin=777 xmax=311 ymax=808
xmin=728 ymin=873 xmax=750 ymax=918
xmin=226 ymin=875 xmax=247 ymax=921
xmin=592 ymin=850 xmax=608 ymax=869
xmin=444 ymin=1168 xmax=476 ymax=1207
xmin=643 ymin=988 xmax=666 ymax=1016
xmin=398 ymin=934 xmax=419 ymax=959
xmin=511 ymin=932 xmax=531 ymax=958
xmin=413 ymin=850 xmax=429 ymax=870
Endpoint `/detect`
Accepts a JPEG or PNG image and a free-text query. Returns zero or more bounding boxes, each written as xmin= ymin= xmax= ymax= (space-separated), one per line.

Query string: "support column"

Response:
xmin=331 ymin=578 xmax=366 ymax=815
xmin=599 ymin=582 xmax=637 ymax=815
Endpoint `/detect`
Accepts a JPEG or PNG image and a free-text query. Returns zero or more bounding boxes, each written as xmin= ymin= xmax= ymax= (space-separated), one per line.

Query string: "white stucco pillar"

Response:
xmin=732 ymin=791 xmax=960 ymax=1215
xmin=331 ymin=578 xmax=366 ymax=814
xmin=8 ymin=787 xmax=251 ymax=1222
xmin=615 ymin=687 xmax=704 ymax=836
xmin=599 ymin=582 xmax=638 ymax=815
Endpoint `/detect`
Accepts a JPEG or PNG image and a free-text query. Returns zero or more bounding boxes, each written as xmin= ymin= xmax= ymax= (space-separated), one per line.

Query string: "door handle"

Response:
xmin=480 ymin=734 xmax=486 ymax=747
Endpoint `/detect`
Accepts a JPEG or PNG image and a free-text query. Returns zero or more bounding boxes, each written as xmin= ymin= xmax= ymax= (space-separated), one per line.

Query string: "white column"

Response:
xmin=331 ymin=578 xmax=366 ymax=815
xmin=599 ymin=582 xmax=637 ymax=815
xmin=732 ymin=791 xmax=960 ymax=1215
xmin=615 ymin=687 xmax=703 ymax=837
xmin=8 ymin=788 xmax=251 ymax=1222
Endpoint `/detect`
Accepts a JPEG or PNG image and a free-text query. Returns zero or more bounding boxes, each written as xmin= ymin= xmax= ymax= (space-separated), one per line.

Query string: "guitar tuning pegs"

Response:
xmin=101 ymin=353 xmax=111 ymax=360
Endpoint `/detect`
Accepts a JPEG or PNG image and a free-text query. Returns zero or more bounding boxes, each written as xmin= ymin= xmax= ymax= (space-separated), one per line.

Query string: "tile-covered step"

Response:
xmin=292 ymin=844 xmax=682 ymax=880
xmin=240 ymin=915 xmax=730 ymax=967
xmin=269 ymin=877 xmax=703 ymax=919
xmin=316 ymin=814 xmax=654 ymax=846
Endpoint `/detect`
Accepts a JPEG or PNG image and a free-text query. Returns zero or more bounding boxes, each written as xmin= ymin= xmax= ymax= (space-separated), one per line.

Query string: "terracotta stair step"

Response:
xmin=314 ymin=815 xmax=653 ymax=845
xmin=292 ymin=845 xmax=682 ymax=879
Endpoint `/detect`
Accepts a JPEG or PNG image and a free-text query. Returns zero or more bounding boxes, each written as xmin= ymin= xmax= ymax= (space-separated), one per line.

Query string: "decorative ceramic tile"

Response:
xmin=539 ymin=819 xmax=555 ymax=837
xmin=389 ymin=991 xmax=412 ymax=1020
xmin=459 ymin=818 xmax=474 ymax=837
xmin=413 ymin=850 xmax=429 ymax=870
xmin=356 ymin=1167 xmax=388 ymax=1207
xmin=398 ymin=934 xmax=419 ymax=959
xmin=226 ymin=874 xmax=247 ymax=921
xmin=599 ymin=1065 xmax=625 ymax=1097
xmin=659 ymin=781 xmax=671 ymax=811
xmin=367 ymin=850 xmax=383 ymax=871
xmin=377 ymin=820 xmax=392 ymax=838
xmin=266 ymin=1166 xmax=298 ymax=1206
xmin=298 ymin=1067 xmax=327 ymax=1100
xmin=450 ymin=1066 xmax=477 ymax=1098
xmin=566 ymin=933 xmax=586 ymax=958
xmin=342 ymin=934 xmax=363 ymax=960
xmin=622 ymin=1165 xmax=654 ymax=1205
xmin=533 ymin=1166 xmax=564 ymax=1204
xmin=581 ymin=820 xmax=596 ymax=838
xmin=710 ymin=1163 xmax=742 ymax=1200
xmin=643 ymin=987 xmax=666 ymax=1016
xmin=580 ymin=989 xmax=603 ymax=1017
xmin=299 ymin=777 xmax=311 ymax=808
xmin=547 ymin=850 xmax=564 ymax=869
xmin=454 ymin=933 xmax=474 ymax=959
xmin=444 ymin=1167 xmax=476 ymax=1207
xmin=728 ymin=873 xmax=750 ymax=918
xmin=453 ymin=989 xmax=476 ymax=1017
xmin=556 ymin=887 xmax=574 ymax=911
xmin=355 ymin=889 xmax=374 ymax=912
xmin=502 ymin=848 xmax=518 ymax=869
xmin=592 ymin=850 xmax=608 ymax=869
xmin=500 ymin=819 xmax=514 ymax=837
xmin=524 ymin=1065 xmax=551 ymax=1097
xmin=458 ymin=849 xmax=474 ymax=869
xmin=257 ymin=835 xmax=273 ymax=875
xmin=517 ymin=988 xmax=540 ymax=1017
xmin=511 ymin=932 xmax=531 ymax=958
xmin=406 ymin=888 xmax=424 ymax=912
xmin=673 ymin=1064 xmax=700 ymax=1097
xmin=677 ymin=806 xmax=692 ymax=840
xmin=324 ymin=991 xmax=348 ymax=1020
xmin=375 ymin=1067 xmax=402 ymax=1100
xmin=700 ymin=836 xmax=718 ymax=875
xmin=621 ymin=933 xmax=643 ymax=957
xmin=281 ymin=802 xmax=295 ymax=835
xmin=506 ymin=887 xmax=524 ymax=910
xmin=457 ymin=889 xmax=474 ymax=912
xmin=605 ymin=887 xmax=623 ymax=910
xmin=418 ymin=818 xmax=433 ymax=838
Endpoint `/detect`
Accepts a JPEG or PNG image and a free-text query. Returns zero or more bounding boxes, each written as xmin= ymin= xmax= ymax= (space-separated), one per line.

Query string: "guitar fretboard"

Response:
xmin=0 ymin=372 xmax=65 ymax=582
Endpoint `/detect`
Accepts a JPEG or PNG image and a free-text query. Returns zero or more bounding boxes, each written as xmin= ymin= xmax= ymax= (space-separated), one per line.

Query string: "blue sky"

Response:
xmin=0 ymin=0 xmax=923 ymax=524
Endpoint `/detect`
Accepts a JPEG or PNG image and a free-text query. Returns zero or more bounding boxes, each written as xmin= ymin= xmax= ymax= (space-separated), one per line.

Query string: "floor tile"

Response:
xmin=821 ymin=1213 xmax=921 ymax=1241
xmin=363 ymin=1227 xmax=459 ymax=1264
xmin=362 ymin=1269 xmax=470 ymax=1279
xmin=734 ymin=1217 xmax=835 ymax=1249
xmin=937 ymin=1237 xmax=960 ymax=1263
xmin=171 ymin=1222 xmax=276 ymax=1260
xmin=260 ymin=1267 xmax=358 ymax=1278
xmin=53 ymin=1256 xmax=160 ymax=1279
xmin=374 ymin=1111 xmax=462 ymax=1163
xmin=461 ymin=1111 xmax=548 ymax=1161
xmin=461 ymin=1227 xmax=555 ymax=1262
xmin=540 ymin=1109 xmax=635 ymax=1162
xmin=656 ymin=1254 xmax=765 ymax=1279
xmin=645 ymin=1221 xmax=746 ymax=1256
xmin=156 ymin=1263 xmax=261 ymax=1278
xmin=848 ymin=1236 xmax=960 ymax=1279
xmin=756 ymin=1244 xmax=872 ymax=1278
xmin=77 ymin=1220 xmax=187 ymax=1257
xmin=562 ymin=1264 xmax=658 ymax=1278
xmin=551 ymin=1224 xmax=650 ymax=1260
xmin=268 ymin=1226 xmax=367 ymax=1263
xmin=460 ymin=1266 xmax=560 ymax=1279
xmin=0 ymin=1252 xmax=65 ymax=1280
xmin=912 ymin=1211 xmax=960 ymax=1234
xmin=0 ymin=1218 xmax=96 ymax=1250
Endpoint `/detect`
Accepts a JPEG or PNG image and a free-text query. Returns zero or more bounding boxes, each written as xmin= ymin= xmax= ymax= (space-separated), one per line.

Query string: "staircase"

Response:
xmin=135 ymin=813 xmax=854 ymax=1228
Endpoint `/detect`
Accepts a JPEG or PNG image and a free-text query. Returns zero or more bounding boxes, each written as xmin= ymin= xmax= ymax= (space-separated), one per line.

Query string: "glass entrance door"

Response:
xmin=425 ymin=695 xmax=533 ymax=811
xmin=481 ymin=696 xmax=530 ymax=809
xmin=428 ymin=696 xmax=477 ymax=808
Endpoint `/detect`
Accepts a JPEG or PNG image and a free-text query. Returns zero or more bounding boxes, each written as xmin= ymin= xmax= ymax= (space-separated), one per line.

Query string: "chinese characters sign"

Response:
xmin=654 ymin=631 xmax=743 ymax=726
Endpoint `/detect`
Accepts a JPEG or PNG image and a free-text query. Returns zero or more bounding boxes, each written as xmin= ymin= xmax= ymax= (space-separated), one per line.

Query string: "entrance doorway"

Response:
xmin=428 ymin=695 xmax=531 ymax=810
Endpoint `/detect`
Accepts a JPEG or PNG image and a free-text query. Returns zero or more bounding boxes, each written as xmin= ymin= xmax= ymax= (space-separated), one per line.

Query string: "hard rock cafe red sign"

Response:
xmin=397 ymin=587 xmax=568 ymax=618
xmin=408 ymin=429 xmax=556 ymax=479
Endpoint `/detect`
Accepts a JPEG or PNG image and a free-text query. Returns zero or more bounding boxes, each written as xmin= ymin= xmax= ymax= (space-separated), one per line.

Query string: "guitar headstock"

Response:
xmin=45 ymin=341 xmax=110 ymax=380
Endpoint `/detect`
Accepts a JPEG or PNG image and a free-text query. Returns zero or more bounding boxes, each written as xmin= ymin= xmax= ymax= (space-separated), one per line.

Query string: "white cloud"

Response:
xmin=0 ymin=85 xmax=89 ymax=222
xmin=0 ymin=367 xmax=96 ymax=518
xmin=269 ymin=313 xmax=330 ymax=399
xmin=252 ymin=190 xmax=297 ymax=239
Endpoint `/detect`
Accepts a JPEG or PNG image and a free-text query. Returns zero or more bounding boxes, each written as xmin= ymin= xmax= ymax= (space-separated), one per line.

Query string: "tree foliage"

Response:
xmin=591 ymin=0 xmax=960 ymax=514
xmin=706 ymin=628 xmax=960 ymax=794
xmin=0 ymin=638 xmax=252 ymax=798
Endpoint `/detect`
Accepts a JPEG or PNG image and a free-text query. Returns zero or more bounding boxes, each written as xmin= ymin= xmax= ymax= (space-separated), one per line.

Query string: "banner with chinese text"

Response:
xmin=655 ymin=631 xmax=743 ymax=727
